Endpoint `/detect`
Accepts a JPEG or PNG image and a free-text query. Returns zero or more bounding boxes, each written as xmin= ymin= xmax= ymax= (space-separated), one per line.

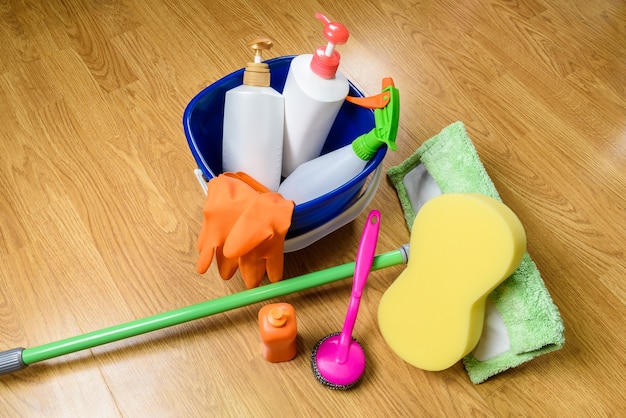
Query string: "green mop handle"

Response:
xmin=0 ymin=246 xmax=408 ymax=376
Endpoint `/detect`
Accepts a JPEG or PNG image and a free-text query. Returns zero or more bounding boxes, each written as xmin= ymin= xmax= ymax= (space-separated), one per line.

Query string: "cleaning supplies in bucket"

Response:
xmin=185 ymin=56 xmax=385 ymax=241
xmin=186 ymin=12 xmax=394 ymax=251
xmin=279 ymin=78 xmax=399 ymax=205
xmin=281 ymin=13 xmax=350 ymax=177
xmin=222 ymin=38 xmax=284 ymax=191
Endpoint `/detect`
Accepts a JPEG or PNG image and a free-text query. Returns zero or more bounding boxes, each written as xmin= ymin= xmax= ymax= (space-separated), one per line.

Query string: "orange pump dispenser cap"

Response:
xmin=310 ymin=13 xmax=349 ymax=79
xmin=268 ymin=307 xmax=288 ymax=327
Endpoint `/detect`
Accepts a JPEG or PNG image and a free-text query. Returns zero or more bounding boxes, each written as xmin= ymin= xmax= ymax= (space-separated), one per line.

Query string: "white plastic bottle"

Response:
xmin=222 ymin=38 xmax=284 ymax=191
xmin=278 ymin=80 xmax=399 ymax=205
xmin=281 ymin=13 xmax=350 ymax=177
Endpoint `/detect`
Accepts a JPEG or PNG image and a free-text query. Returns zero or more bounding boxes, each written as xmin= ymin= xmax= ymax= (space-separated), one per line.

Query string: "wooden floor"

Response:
xmin=1 ymin=0 xmax=624 ymax=416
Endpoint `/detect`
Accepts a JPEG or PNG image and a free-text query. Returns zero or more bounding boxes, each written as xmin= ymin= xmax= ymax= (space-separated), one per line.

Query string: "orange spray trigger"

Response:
xmin=381 ymin=77 xmax=395 ymax=89
xmin=346 ymin=77 xmax=395 ymax=109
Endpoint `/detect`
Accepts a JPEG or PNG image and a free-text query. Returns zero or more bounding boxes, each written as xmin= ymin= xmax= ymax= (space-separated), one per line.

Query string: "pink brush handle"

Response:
xmin=337 ymin=210 xmax=380 ymax=364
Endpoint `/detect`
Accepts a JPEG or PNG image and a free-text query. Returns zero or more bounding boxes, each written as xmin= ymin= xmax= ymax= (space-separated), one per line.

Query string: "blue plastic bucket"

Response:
xmin=183 ymin=56 xmax=385 ymax=239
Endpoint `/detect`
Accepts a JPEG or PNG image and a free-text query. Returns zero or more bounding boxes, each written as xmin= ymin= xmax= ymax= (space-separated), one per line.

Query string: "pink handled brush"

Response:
xmin=311 ymin=210 xmax=380 ymax=389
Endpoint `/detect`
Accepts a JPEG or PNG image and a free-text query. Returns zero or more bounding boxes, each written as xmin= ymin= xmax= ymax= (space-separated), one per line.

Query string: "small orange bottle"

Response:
xmin=258 ymin=303 xmax=297 ymax=362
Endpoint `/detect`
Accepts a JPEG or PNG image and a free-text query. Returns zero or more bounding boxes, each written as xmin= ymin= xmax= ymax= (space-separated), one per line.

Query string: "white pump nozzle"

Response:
xmin=324 ymin=43 xmax=336 ymax=57
xmin=247 ymin=37 xmax=274 ymax=63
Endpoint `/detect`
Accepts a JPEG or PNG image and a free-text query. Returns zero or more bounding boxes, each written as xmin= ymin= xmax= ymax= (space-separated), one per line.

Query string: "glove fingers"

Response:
xmin=198 ymin=175 xmax=295 ymax=288
xmin=196 ymin=246 xmax=215 ymax=274
xmin=196 ymin=173 xmax=260 ymax=275
xmin=216 ymin=249 xmax=239 ymax=280
xmin=265 ymin=249 xmax=285 ymax=283
xmin=259 ymin=197 xmax=291 ymax=283
xmin=239 ymin=255 xmax=267 ymax=289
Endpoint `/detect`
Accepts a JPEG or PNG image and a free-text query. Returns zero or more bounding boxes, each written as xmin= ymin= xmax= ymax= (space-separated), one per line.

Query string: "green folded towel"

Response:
xmin=387 ymin=121 xmax=565 ymax=384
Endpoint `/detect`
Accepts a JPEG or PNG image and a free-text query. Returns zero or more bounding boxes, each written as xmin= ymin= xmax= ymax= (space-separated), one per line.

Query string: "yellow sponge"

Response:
xmin=378 ymin=193 xmax=526 ymax=371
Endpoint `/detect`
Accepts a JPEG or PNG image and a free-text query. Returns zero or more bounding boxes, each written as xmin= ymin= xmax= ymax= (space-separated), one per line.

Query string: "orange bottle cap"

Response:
xmin=268 ymin=307 xmax=288 ymax=327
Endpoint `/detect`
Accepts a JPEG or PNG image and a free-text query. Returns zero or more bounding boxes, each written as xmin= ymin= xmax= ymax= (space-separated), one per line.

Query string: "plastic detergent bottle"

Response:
xmin=222 ymin=38 xmax=284 ymax=191
xmin=258 ymin=303 xmax=298 ymax=363
xmin=281 ymin=13 xmax=350 ymax=177
xmin=278 ymin=78 xmax=399 ymax=205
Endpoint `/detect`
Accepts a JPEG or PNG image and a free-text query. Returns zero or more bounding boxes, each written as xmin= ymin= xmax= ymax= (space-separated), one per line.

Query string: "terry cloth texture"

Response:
xmin=387 ymin=121 xmax=565 ymax=384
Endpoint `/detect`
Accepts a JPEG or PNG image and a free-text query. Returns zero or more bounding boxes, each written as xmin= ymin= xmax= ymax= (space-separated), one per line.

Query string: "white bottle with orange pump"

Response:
xmin=281 ymin=13 xmax=350 ymax=177
xmin=222 ymin=38 xmax=284 ymax=191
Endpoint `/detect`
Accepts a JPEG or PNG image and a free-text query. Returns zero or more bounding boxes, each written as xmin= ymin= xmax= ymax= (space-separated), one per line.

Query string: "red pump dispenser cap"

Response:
xmin=310 ymin=13 xmax=349 ymax=79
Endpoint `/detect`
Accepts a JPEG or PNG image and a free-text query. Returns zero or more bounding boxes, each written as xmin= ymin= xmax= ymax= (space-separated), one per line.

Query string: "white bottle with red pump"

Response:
xmin=278 ymin=79 xmax=400 ymax=205
xmin=222 ymin=38 xmax=284 ymax=191
xmin=281 ymin=13 xmax=350 ymax=177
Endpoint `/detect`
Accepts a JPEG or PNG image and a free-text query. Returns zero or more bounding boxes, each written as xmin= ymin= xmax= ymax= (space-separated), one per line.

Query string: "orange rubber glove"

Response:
xmin=219 ymin=172 xmax=294 ymax=288
xmin=223 ymin=189 xmax=294 ymax=289
xmin=196 ymin=173 xmax=260 ymax=279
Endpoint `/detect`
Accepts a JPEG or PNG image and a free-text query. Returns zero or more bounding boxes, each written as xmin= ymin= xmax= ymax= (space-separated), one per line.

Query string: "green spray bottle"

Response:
xmin=278 ymin=78 xmax=399 ymax=205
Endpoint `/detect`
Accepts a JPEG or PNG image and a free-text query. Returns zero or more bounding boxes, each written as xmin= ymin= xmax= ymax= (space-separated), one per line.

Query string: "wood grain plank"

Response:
xmin=40 ymin=0 xmax=138 ymax=92
xmin=0 ymin=206 xmax=122 ymax=417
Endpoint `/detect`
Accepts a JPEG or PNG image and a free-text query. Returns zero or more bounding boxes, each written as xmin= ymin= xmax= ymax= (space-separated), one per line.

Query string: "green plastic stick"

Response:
xmin=0 ymin=247 xmax=407 ymax=376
